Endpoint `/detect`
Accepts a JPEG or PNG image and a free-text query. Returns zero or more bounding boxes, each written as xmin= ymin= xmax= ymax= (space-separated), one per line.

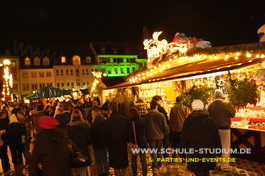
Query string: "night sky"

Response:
xmin=1 ymin=0 xmax=265 ymax=51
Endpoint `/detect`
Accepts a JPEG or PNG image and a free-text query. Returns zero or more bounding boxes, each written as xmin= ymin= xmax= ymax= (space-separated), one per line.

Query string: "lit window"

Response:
xmin=61 ymin=56 xmax=66 ymax=63
xmin=43 ymin=57 xmax=50 ymax=65
xmin=33 ymin=57 xmax=40 ymax=66
xmin=72 ymin=55 xmax=81 ymax=66
xmin=24 ymin=57 xmax=31 ymax=66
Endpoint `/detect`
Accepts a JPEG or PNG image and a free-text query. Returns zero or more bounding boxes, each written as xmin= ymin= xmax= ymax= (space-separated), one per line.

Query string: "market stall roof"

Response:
xmin=107 ymin=42 xmax=265 ymax=89
xmin=26 ymin=86 xmax=71 ymax=99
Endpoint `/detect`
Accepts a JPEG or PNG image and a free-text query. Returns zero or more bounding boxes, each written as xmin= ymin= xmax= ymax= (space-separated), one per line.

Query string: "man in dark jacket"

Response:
xmin=0 ymin=110 xmax=11 ymax=175
xmin=208 ymin=90 xmax=235 ymax=171
xmin=106 ymin=102 xmax=129 ymax=176
xmin=180 ymin=99 xmax=222 ymax=176
xmin=91 ymin=108 xmax=109 ymax=176
xmin=143 ymin=101 xmax=169 ymax=174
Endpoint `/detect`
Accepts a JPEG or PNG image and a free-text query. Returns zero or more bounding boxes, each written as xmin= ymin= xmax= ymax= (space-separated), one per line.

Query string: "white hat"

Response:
xmin=191 ymin=99 xmax=204 ymax=110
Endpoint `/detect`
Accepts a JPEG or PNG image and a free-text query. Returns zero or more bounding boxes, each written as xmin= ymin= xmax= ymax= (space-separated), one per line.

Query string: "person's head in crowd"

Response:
xmin=176 ymin=96 xmax=182 ymax=103
xmin=108 ymin=101 xmax=119 ymax=113
xmin=17 ymin=111 xmax=25 ymax=120
xmin=92 ymin=100 xmax=99 ymax=107
xmin=152 ymin=95 xmax=162 ymax=104
xmin=91 ymin=108 xmax=104 ymax=123
xmin=214 ymin=89 xmax=224 ymax=99
xmin=39 ymin=116 xmax=59 ymax=129
xmin=129 ymin=107 xmax=141 ymax=121
xmin=191 ymin=99 xmax=204 ymax=111
xmin=150 ymin=100 xmax=159 ymax=110
xmin=37 ymin=104 xmax=44 ymax=111
xmin=71 ymin=109 xmax=84 ymax=122
xmin=9 ymin=114 xmax=18 ymax=124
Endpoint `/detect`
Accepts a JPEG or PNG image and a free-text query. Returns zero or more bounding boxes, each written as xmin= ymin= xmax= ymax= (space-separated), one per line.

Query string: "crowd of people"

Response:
xmin=0 ymin=90 xmax=235 ymax=176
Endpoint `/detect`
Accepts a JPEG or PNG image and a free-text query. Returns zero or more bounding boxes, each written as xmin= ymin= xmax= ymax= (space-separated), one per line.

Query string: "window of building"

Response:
xmin=43 ymin=56 xmax=50 ymax=65
xmin=82 ymin=69 xmax=85 ymax=75
xmin=22 ymin=84 xmax=30 ymax=91
xmin=76 ymin=69 xmax=79 ymax=76
xmin=32 ymin=84 xmax=37 ymax=90
xmin=83 ymin=82 xmax=86 ymax=86
xmin=127 ymin=67 xmax=130 ymax=73
xmin=39 ymin=72 xmax=45 ymax=77
xmin=33 ymin=57 xmax=40 ymax=66
xmin=22 ymin=72 xmax=29 ymax=78
xmin=70 ymin=69 xmax=73 ymax=75
xmin=86 ymin=56 xmax=91 ymax=64
xmin=46 ymin=71 xmax=51 ymax=77
xmin=67 ymin=82 xmax=70 ymax=87
xmin=61 ymin=56 xmax=66 ymax=63
xmin=60 ymin=69 xmax=64 ymax=75
xmin=120 ymin=68 xmax=124 ymax=74
xmin=39 ymin=83 xmax=45 ymax=89
xmin=72 ymin=55 xmax=81 ymax=66
xmin=57 ymin=83 xmax=60 ymax=87
xmin=56 ymin=70 xmax=59 ymax=76
xmin=71 ymin=82 xmax=74 ymax=87
xmin=31 ymin=72 xmax=37 ymax=78
xmin=114 ymin=68 xmax=118 ymax=74
xmin=11 ymin=62 xmax=16 ymax=68
xmin=86 ymin=69 xmax=89 ymax=75
xmin=66 ymin=69 xmax=69 ymax=75
xmin=108 ymin=69 xmax=111 ymax=74
xmin=47 ymin=83 xmax=53 ymax=87
xmin=24 ymin=57 xmax=31 ymax=66
xmin=12 ymin=84 xmax=18 ymax=90
xmin=61 ymin=83 xmax=64 ymax=87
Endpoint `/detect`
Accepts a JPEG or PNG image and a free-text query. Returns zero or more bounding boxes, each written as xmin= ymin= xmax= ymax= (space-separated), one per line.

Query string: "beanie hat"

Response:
xmin=191 ymin=99 xmax=204 ymax=110
xmin=9 ymin=114 xmax=18 ymax=123
xmin=39 ymin=116 xmax=59 ymax=129
xmin=214 ymin=89 xmax=224 ymax=99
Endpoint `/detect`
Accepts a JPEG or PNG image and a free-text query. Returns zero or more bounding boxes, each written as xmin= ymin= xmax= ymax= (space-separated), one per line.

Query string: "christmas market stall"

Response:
xmin=103 ymin=31 xmax=265 ymax=163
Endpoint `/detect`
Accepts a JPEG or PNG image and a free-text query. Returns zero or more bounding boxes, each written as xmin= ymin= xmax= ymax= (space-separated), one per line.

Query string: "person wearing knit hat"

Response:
xmin=191 ymin=99 xmax=204 ymax=111
xmin=39 ymin=116 xmax=59 ymax=129
xmin=208 ymin=89 xmax=236 ymax=171
xmin=179 ymin=99 xmax=222 ymax=176
xmin=29 ymin=115 xmax=72 ymax=176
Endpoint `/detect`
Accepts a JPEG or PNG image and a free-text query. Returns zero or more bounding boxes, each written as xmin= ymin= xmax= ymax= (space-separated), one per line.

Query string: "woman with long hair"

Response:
xmin=66 ymin=109 xmax=92 ymax=176
xmin=129 ymin=107 xmax=148 ymax=176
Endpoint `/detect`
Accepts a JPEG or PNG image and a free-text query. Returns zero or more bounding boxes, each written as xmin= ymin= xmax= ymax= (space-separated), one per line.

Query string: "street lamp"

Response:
xmin=2 ymin=59 xmax=13 ymax=102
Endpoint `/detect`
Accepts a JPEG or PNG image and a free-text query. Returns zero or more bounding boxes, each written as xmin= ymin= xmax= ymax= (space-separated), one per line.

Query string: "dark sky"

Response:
xmin=1 ymin=0 xmax=265 ymax=51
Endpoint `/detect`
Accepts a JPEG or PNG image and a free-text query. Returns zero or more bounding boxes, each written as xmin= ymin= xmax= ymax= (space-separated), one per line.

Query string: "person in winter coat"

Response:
xmin=0 ymin=110 xmax=11 ymax=175
xmin=169 ymin=96 xmax=189 ymax=158
xmin=29 ymin=116 xmax=73 ymax=176
xmin=180 ymin=100 xmax=222 ymax=176
xmin=66 ymin=109 xmax=92 ymax=176
xmin=91 ymin=108 xmax=109 ymax=176
xmin=106 ymin=101 xmax=130 ymax=176
xmin=143 ymin=100 xmax=169 ymax=174
xmin=6 ymin=114 xmax=24 ymax=176
xmin=17 ymin=111 xmax=31 ymax=167
xmin=208 ymin=90 xmax=235 ymax=170
xmin=129 ymin=107 xmax=148 ymax=176
xmin=54 ymin=106 xmax=71 ymax=130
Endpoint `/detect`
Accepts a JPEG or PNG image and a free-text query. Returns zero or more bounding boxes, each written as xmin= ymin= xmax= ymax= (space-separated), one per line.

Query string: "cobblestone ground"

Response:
xmin=1 ymin=148 xmax=265 ymax=176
